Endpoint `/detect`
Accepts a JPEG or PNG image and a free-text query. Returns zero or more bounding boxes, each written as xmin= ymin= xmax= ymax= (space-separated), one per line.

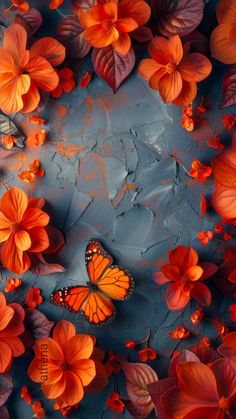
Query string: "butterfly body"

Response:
xmin=50 ymin=239 xmax=134 ymax=325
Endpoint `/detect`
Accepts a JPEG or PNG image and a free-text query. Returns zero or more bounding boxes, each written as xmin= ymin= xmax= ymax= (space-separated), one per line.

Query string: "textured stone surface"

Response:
xmin=0 ymin=0 xmax=234 ymax=417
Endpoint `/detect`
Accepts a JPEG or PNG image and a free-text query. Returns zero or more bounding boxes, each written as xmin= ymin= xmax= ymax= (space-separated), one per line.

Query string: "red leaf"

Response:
xmin=147 ymin=377 xmax=177 ymax=418
xmin=0 ymin=407 xmax=10 ymax=419
xmin=30 ymin=253 xmax=65 ymax=275
xmin=221 ymin=65 xmax=236 ymax=109
xmin=213 ymin=259 xmax=236 ymax=298
xmin=92 ymin=46 xmax=135 ymax=93
xmin=169 ymin=350 xmax=200 ymax=377
xmin=131 ymin=26 xmax=153 ymax=43
xmin=56 ymin=15 xmax=90 ymax=59
xmin=152 ymin=0 xmax=204 ymax=37
xmin=14 ymin=8 xmax=42 ymax=37
xmin=121 ymin=361 xmax=158 ymax=417
xmin=44 ymin=226 xmax=65 ymax=255
xmin=198 ymin=262 xmax=218 ymax=280
xmin=181 ymin=30 xmax=209 ymax=55
xmin=0 ymin=375 xmax=13 ymax=407
xmin=24 ymin=309 xmax=54 ymax=342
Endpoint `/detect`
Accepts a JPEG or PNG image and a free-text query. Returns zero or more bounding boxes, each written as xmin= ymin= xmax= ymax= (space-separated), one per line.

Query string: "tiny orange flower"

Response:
xmin=181 ymin=115 xmax=195 ymax=132
xmin=49 ymin=0 xmax=64 ymax=9
xmin=222 ymin=114 xmax=236 ymax=130
xmin=18 ymin=171 xmax=36 ymax=184
xmin=11 ymin=0 xmax=30 ymax=12
xmin=51 ymin=68 xmax=76 ymax=99
xmin=125 ymin=339 xmax=136 ymax=349
xmin=32 ymin=400 xmax=46 ymax=419
xmin=25 ymin=287 xmax=43 ymax=308
xmin=197 ymin=230 xmax=213 ymax=245
xmin=191 ymin=307 xmax=204 ymax=324
xmin=207 ymin=135 xmax=224 ymax=150
xmin=215 ymin=223 xmax=224 ymax=233
xmin=29 ymin=116 xmax=46 ymax=126
xmin=169 ymin=326 xmax=190 ymax=340
xmin=107 ymin=392 xmax=125 ymax=414
xmin=1 ymin=135 xmax=17 ymax=150
xmin=189 ymin=159 xmax=212 ymax=182
xmin=18 ymin=160 xmax=45 ymax=184
xmin=200 ymin=193 xmax=208 ymax=218
xmin=20 ymin=386 xmax=32 ymax=404
xmin=5 ymin=277 xmax=22 ymax=292
xmin=183 ymin=106 xmax=193 ymax=117
xmin=80 ymin=71 xmax=93 ymax=88
xmin=29 ymin=129 xmax=47 ymax=146
xmin=138 ymin=348 xmax=157 ymax=362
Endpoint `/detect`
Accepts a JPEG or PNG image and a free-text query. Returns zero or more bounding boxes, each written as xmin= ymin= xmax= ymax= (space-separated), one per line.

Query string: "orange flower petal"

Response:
xmin=28 ymin=227 xmax=49 ymax=252
xmin=0 ymin=78 xmax=24 ymax=114
xmin=3 ymin=24 xmax=28 ymax=67
xmin=14 ymin=230 xmax=31 ymax=251
xmin=34 ymin=337 xmax=64 ymax=362
xmin=66 ymin=334 xmax=94 ymax=363
xmin=21 ymin=208 xmax=50 ymax=229
xmin=186 ymin=265 xmax=203 ymax=282
xmin=53 ymin=320 xmax=76 ymax=354
xmin=0 ymin=212 xmax=12 ymax=241
xmin=60 ymin=370 xmax=84 ymax=406
xmin=216 ymin=0 xmax=236 ymax=24
xmin=179 ymin=53 xmax=212 ymax=82
xmin=210 ymin=24 xmax=236 ymax=65
xmin=138 ymin=58 xmax=164 ymax=81
xmin=79 ymin=2 xmax=117 ymax=28
xmin=161 ymin=264 xmax=181 ymax=281
xmin=190 ymin=282 xmax=211 ymax=306
xmin=1 ymin=186 xmax=28 ymax=223
xmin=169 ymin=246 xmax=198 ymax=273
xmin=0 ymin=293 xmax=6 ymax=308
xmin=21 ymin=81 xmax=40 ymax=114
xmin=30 ymin=37 xmax=65 ymax=66
xmin=2 ymin=235 xmax=30 ymax=274
xmin=158 ymin=71 xmax=183 ymax=103
xmin=3 ymin=336 xmax=24 ymax=357
xmin=72 ymin=359 xmax=96 ymax=386
xmin=148 ymin=67 xmax=168 ymax=90
xmin=26 ymin=56 xmax=59 ymax=92
xmin=149 ymin=35 xmax=183 ymax=65
xmin=0 ymin=48 xmax=15 ymax=85
xmin=174 ymin=80 xmax=197 ymax=106
xmin=28 ymin=358 xmax=63 ymax=384
xmin=113 ymin=32 xmax=131 ymax=55
xmin=165 ymin=283 xmax=191 ymax=310
xmin=0 ymin=306 xmax=14 ymax=331
xmin=0 ymin=341 xmax=12 ymax=373
xmin=82 ymin=25 xmax=119 ymax=48
xmin=28 ymin=198 xmax=45 ymax=209
xmin=115 ymin=17 xmax=138 ymax=33
xmin=42 ymin=375 xmax=66 ymax=399
xmin=118 ymin=0 xmax=151 ymax=27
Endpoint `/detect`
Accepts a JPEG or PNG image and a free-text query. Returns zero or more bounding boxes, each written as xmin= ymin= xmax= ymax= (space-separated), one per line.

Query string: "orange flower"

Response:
xmin=210 ymin=0 xmax=236 ymax=64
xmin=125 ymin=339 xmax=136 ymax=349
xmin=206 ymin=135 xmax=224 ymax=150
xmin=80 ymin=71 xmax=93 ymax=88
xmin=222 ymin=114 xmax=236 ymax=130
xmin=181 ymin=115 xmax=195 ymax=132
xmin=29 ymin=116 xmax=46 ymax=126
xmin=1 ymin=135 xmax=17 ymax=150
xmin=169 ymin=325 xmax=190 ymax=340
xmin=26 ymin=287 xmax=43 ymax=308
xmin=11 ymin=0 xmax=29 ymax=12
xmin=34 ymin=129 xmax=47 ymax=146
xmin=162 ymin=358 xmax=236 ymax=418
xmin=28 ymin=320 xmax=96 ymax=408
xmin=191 ymin=307 xmax=203 ymax=324
xmin=189 ymin=159 xmax=212 ymax=182
xmin=18 ymin=160 xmax=45 ymax=184
xmin=32 ymin=400 xmax=46 ymax=419
xmin=20 ymin=386 xmax=32 ymax=404
xmin=49 ymin=0 xmax=64 ymax=9
xmin=0 ymin=186 xmax=50 ymax=274
xmin=138 ymin=348 xmax=157 ymax=362
xmin=5 ymin=277 xmax=22 ymax=292
xmin=0 ymin=23 xmax=65 ymax=115
xmin=107 ymin=392 xmax=124 ymax=413
xmin=138 ymin=35 xmax=212 ymax=105
xmin=79 ymin=0 xmax=151 ymax=56
xmin=51 ymin=68 xmax=76 ymax=99
xmin=197 ymin=230 xmax=213 ymax=245
xmin=0 ymin=291 xmax=25 ymax=373
xmin=155 ymin=245 xmax=217 ymax=310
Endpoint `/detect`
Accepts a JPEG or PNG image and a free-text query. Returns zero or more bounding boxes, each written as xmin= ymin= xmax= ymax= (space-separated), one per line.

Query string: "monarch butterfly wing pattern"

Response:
xmin=97 ymin=266 xmax=134 ymax=301
xmin=81 ymin=291 xmax=116 ymax=325
xmin=49 ymin=286 xmax=90 ymax=313
xmin=86 ymin=239 xmax=113 ymax=284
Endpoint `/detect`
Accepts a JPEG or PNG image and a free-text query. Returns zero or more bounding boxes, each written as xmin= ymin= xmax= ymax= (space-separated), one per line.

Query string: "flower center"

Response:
xmin=166 ymin=63 xmax=176 ymax=74
xmin=11 ymin=223 xmax=21 ymax=233
xmin=218 ymin=396 xmax=230 ymax=411
xmin=102 ymin=19 xmax=115 ymax=31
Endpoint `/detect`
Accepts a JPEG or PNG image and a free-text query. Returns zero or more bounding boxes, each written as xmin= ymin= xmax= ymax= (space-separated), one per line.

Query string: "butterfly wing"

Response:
xmin=86 ymin=239 xmax=113 ymax=283
xmin=49 ymin=286 xmax=90 ymax=313
xmin=81 ymin=291 xmax=116 ymax=325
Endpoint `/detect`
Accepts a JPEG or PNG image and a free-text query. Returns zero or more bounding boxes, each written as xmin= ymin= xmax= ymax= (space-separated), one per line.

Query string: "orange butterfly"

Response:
xmin=50 ymin=239 xmax=134 ymax=325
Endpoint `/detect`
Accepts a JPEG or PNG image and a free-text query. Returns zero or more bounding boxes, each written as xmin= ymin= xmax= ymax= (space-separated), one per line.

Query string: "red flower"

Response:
xmin=222 ymin=115 xmax=236 ymax=130
xmin=190 ymin=159 xmax=212 ymax=182
xmin=104 ymin=352 xmax=121 ymax=376
xmin=191 ymin=307 xmax=203 ymax=324
xmin=125 ymin=339 xmax=136 ymax=349
xmin=181 ymin=115 xmax=195 ymax=132
xmin=51 ymin=68 xmax=76 ymax=98
xmin=107 ymin=392 xmax=124 ymax=413
xmin=155 ymin=245 xmax=217 ymax=310
xmin=49 ymin=0 xmax=64 ymax=9
xmin=207 ymin=135 xmax=224 ymax=150
xmin=32 ymin=400 xmax=46 ymax=419
xmin=20 ymin=386 xmax=32 ymax=404
xmin=197 ymin=230 xmax=213 ymax=245
xmin=162 ymin=358 xmax=236 ymax=418
xmin=5 ymin=278 xmax=22 ymax=292
xmin=1 ymin=135 xmax=17 ymax=150
xmin=25 ymin=287 xmax=43 ymax=308
xmin=169 ymin=326 xmax=190 ymax=340
xmin=138 ymin=348 xmax=157 ymax=362
xmin=80 ymin=71 xmax=93 ymax=88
